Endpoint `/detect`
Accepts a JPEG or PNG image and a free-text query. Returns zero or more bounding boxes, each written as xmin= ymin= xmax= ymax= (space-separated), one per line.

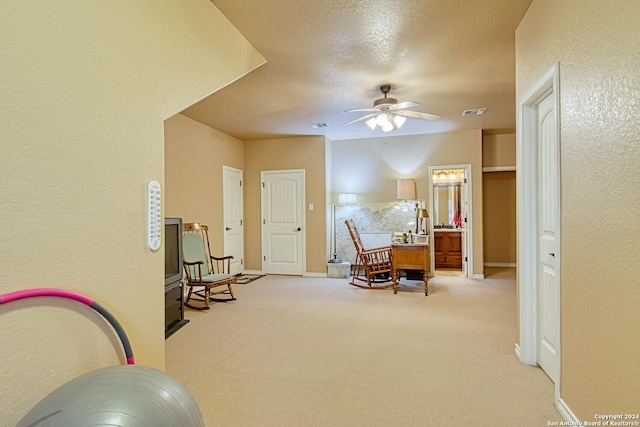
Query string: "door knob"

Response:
xmin=225 ymin=227 xmax=232 ymax=231
xmin=293 ymin=227 xmax=301 ymax=232
xmin=550 ymin=253 xmax=555 ymax=257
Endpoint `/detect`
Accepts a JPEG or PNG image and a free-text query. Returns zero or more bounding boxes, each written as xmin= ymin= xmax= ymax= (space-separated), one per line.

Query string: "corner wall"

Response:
xmin=516 ymin=0 xmax=640 ymax=417
xmin=0 ymin=2 xmax=264 ymax=424
xmin=244 ymin=136 xmax=329 ymax=274
xmin=482 ymin=132 xmax=516 ymax=265
xmin=164 ymin=114 xmax=244 ymax=256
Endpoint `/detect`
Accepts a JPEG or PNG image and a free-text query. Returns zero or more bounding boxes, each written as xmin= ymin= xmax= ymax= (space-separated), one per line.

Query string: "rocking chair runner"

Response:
xmin=182 ymin=223 xmax=237 ymax=311
xmin=345 ymin=219 xmax=397 ymax=293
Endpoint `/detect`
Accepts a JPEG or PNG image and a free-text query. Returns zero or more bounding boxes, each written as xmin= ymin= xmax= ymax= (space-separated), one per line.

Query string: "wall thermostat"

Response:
xmin=147 ymin=180 xmax=161 ymax=251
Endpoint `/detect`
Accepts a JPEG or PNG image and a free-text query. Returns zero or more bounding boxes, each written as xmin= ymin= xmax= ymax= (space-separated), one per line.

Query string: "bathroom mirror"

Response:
xmin=432 ymin=183 xmax=461 ymax=227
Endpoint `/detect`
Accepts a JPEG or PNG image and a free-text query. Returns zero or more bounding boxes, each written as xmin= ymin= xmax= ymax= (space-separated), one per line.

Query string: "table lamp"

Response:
xmin=416 ymin=208 xmax=429 ymax=234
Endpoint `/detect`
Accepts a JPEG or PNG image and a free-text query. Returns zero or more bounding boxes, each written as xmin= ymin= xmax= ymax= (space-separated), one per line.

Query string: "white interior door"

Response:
xmin=223 ymin=166 xmax=244 ymax=276
xmin=261 ymin=170 xmax=305 ymax=275
xmin=537 ymin=92 xmax=560 ymax=383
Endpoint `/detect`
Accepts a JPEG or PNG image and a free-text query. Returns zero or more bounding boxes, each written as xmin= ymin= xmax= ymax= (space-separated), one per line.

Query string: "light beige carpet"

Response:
xmin=166 ymin=268 xmax=561 ymax=426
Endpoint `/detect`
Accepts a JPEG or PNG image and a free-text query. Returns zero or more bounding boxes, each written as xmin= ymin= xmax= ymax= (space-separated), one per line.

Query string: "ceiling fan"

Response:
xmin=341 ymin=85 xmax=440 ymax=133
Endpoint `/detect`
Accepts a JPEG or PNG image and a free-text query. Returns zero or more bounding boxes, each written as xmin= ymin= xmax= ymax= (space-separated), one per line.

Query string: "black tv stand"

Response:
xmin=165 ymin=280 xmax=189 ymax=339
xmin=166 ymin=319 xmax=189 ymax=339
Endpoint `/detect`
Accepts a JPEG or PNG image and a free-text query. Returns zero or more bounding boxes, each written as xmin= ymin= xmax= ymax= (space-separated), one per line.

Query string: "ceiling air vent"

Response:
xmin=462 ymin=108 xmax=487 ymax=116
xmin=310 ymin=123 xmax=329 ymax=129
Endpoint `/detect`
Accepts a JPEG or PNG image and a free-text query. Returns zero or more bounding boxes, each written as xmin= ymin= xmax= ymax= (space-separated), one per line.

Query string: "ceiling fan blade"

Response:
xmin=392 ymin=101 xmax=420 ymax=110
xmin=340 ymin=112 xmax=379 ymax=127
xmin=397 ymin=110 xmax=440 ymax=121
xmin=344 ymin=108 xmax=380 ymax=113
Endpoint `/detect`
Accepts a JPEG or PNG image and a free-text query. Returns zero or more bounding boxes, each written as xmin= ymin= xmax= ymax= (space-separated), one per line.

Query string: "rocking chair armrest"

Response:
xmin=359 ymin=246 xmax=392 ymax=256
xmin=359 ymin=246 xmax=392 ymax=268
xmin=210 ymin=255 xmax=234 ymax=261
xmin=183 ymin=260 xmax=206 ymax=284
xmin=210 ymin=255 xmax=234 ymax=274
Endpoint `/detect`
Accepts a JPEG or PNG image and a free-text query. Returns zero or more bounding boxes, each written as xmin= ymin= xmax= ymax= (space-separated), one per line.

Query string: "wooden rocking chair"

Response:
xmin=345 ymin=219 xmax=396 ymax=293
xmin=182 ymin=223 xmax=237 ymax=310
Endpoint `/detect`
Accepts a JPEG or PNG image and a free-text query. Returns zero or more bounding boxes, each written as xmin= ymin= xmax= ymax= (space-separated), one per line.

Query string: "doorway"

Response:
xmin=223 ymin=166 xmax=244 ymax=276
xmin=261 ymin=169 xmax=305 ymax=275
xmin=429 ymin=165 xmax=472 ymax=278
xmin=517 ymin=64 xmax=561 ymax=392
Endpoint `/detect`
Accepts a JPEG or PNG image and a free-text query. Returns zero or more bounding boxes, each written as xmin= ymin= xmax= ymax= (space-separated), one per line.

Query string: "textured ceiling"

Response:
xmin=181 ymin=0 xmax=533 ymax=141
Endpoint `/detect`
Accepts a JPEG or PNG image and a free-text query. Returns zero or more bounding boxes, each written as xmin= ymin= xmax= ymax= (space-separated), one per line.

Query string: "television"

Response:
xmin=164 ymin=217 xmax=183 ymax=287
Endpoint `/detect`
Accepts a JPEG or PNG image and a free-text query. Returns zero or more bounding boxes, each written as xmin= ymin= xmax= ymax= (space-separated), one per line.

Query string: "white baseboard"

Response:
xmin=484 ymin=262 xmax=517 ymax=267
xmin=557 ymin=397 xmax=579 ymax=423
xmin=516 ymin=344 xmax=574 ymax=424
xmin=472 ymin=274 xmax=485 ymax=279
xmin=514 ymin=343 xmax=522 ymax=361
xmin=305 ymin=272 xmax=327 ymax=278
xmin=242 ymin=270 xmax=328 ymax=278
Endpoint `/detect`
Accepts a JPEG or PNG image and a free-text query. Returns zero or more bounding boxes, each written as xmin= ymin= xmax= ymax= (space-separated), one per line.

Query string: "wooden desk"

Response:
xmin=391 ymin=243 xmax=430 ymax=295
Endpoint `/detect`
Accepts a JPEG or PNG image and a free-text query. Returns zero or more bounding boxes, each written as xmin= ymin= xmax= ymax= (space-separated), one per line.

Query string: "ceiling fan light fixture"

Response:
xmin=393 ymin=115 xmax=406 ymax=127
xmin=381 ymin=121 xmax=395 ymax=132
xmin=341 ymin=85 xmax=439 ymax=132
xmin=376 ymin=113 xmax=389 ymax=126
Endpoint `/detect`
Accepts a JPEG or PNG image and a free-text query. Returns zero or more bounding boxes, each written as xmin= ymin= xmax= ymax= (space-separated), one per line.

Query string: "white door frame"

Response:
xmin=428 ymin=164 xmax=473 ymax=279
xmin=222 ymin=165 xmax=244 ymax=275
xmin=516 ymin=64 xmax=561 ymax=397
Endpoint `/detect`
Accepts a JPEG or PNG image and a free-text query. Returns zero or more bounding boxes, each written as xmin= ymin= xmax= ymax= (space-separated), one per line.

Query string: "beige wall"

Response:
xmin=483 ymin=132 xmax=517 ymax=168
xmin=164 ymin=114 xmax=244 ymax=256
xmin=0 ymin=2 xmax=264 ymax=424
xmin=483 ymin=172 xmax=517 ymax=264
xmin=244 ymin=136 xmax=329 ymax=273
xmin=483 ymin=132 xmax=516 ymax=265
xmin=516 ymin=0 xmax=640 ymax=416
xmin=332 ymin=129 xmax=484 ymax=276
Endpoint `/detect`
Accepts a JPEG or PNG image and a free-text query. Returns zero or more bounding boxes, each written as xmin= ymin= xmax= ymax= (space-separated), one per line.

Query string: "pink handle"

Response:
xmin=0 ymin=287 xmax=134 ymax=364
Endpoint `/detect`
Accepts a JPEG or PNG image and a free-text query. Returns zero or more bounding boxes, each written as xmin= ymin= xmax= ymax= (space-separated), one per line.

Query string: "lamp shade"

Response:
xmin=396 ymin=179 xmax=416 ymax=200
xmin=417 ymin=208 xmax=429 ymax=218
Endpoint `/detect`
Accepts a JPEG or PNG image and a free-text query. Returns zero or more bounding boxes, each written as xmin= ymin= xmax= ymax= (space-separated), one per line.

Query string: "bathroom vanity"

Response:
xmin=434 ymin=229 xmax=463 ymax=269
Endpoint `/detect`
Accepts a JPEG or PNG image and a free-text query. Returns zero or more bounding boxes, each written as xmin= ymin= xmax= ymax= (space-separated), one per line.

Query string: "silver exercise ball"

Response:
xmin=17 ymin=365 xmax=204 ymax=427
